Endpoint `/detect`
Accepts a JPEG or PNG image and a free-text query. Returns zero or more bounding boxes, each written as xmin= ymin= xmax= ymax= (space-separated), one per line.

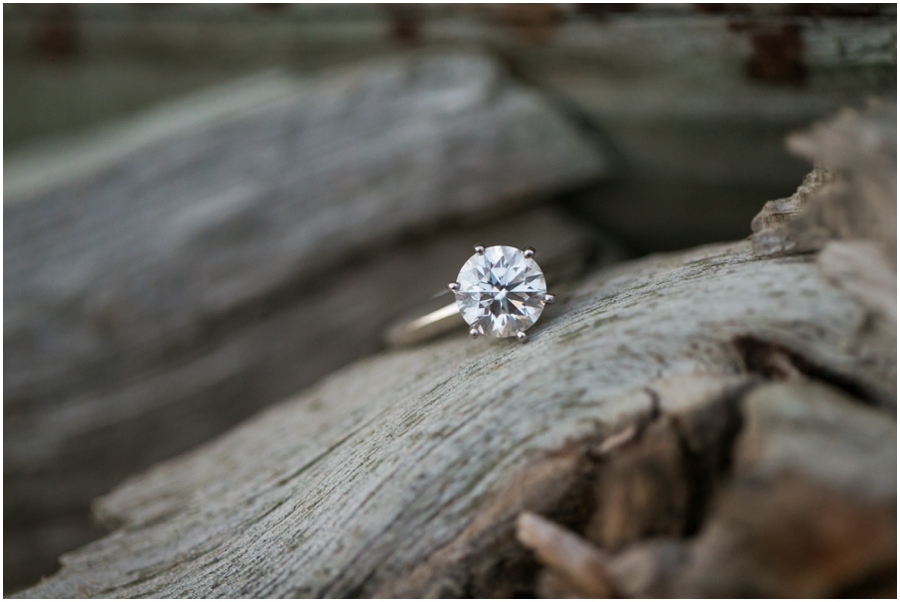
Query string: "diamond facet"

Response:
xmin=454 ymin=245 xmax=548 ymax=338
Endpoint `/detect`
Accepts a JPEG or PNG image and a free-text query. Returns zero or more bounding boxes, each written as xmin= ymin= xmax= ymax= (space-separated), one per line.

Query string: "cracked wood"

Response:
xmin=17 ymin=236 xmax=893 ymax=598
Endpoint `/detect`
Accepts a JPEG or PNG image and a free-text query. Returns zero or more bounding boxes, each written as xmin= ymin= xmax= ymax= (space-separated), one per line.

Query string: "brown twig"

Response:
xmin=517 ymin=511 xmax=620 ymax=597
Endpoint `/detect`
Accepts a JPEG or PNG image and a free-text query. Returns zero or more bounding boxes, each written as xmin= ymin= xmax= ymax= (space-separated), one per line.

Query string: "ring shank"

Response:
xmin=383 ymin=300 xmax=466 ymax=348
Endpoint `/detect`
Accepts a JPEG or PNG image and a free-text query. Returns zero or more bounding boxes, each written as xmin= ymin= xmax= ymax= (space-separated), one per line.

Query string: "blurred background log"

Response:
xmin=4 ymin=4 xmax=897 ymax=595
xmin=5 ymin=4 xmax=896 ymax=252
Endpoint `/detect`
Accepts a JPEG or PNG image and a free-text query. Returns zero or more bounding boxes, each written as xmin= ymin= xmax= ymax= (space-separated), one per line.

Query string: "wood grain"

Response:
xmin=17 ymin=235 xmax=892 ymax=597
xmin=3 ymin=52 xmax=614 ymax=591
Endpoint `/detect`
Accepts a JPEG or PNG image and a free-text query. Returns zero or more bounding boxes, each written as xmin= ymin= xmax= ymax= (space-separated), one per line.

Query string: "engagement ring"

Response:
xmin=385 ymin=244 xmax=559 ymax=347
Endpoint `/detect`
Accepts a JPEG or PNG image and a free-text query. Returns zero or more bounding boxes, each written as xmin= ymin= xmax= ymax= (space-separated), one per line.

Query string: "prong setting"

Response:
xmin=523 ymin=247 xmax=535 ymax=259
xmin=516 ymin=331 xmax=528 ymax=343
xmin=448 ymin=282 xmax=460 ymax=292
xmin=469 ymin=328 xmax=480 ymax=338
xmin=543 ymin=293 xmax=555 ymax=304
xmin=474 ymin=244 xmax=485 ymax=255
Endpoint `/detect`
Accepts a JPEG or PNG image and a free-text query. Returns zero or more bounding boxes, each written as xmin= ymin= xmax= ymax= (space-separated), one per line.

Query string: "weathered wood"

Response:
xmin=753 ymin=101 xmax=897 ymax=260
xmin=17 ymin=231 xmax=893 ymax=597
xmin=752 ymin=101 xmax=897 ymax=385
xmin=515 ymin=381 xmax=896 ymax=598
xmin=6 ymin=10 xmax=897 ymax=591
xmin=750 ymin=164 xmax=833 ymax=244
xmin=16 ymin=100 xmax=896 ymax=598
xmin=384 ymin=372 xmax=753 ymax=598
xmin=505 ymin=101 xmax=897 ymax=599
xmin=3 ymin=52 xmax=615 ymax=591
xmin=4 ymin=6 xmax=896 ymax=253
xmin=5 ymin=6 xmax=895 ymax=152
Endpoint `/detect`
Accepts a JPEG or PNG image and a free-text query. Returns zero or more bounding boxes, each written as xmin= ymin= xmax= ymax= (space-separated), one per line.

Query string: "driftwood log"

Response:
xmin=17 ymin=104 xmax=896 ymax=597
xmin=5 ymin=6 xmax=896 ymax=252
xmin=4 ymin=52 xmax=616 ymax=591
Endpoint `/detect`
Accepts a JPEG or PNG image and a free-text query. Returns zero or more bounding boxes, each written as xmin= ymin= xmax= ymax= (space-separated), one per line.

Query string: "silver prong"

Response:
xmin=543 ymin=293 xmax=555 ymax=304
xmin=474 ymin=244 xmax=485 ymax=255
xmin=523 ymin=246 xmax=535 ymax=259
xmin=448 ymin=282 xmax=460 ymax=292
xmin=516 ymin=331 xmax=527 ymax=343
xmin=469 ymin=328 xmax=480 ymax=338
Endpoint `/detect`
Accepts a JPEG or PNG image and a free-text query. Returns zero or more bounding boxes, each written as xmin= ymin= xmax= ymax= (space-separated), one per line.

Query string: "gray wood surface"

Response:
xmin=17 ymin=101 xmax=895 ymax=599
xmin=4 ymin=52 xmax=615 ymax=591
xmin=500 ymin=101 xmax=897 ymax=599
xmin=5 ymin=8 xmax=896 ymax=591
xmin=18 ymin=234 xmax=893 ymax=597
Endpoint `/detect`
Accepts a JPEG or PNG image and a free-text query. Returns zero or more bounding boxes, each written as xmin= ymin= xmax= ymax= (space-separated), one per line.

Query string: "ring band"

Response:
xmin=383 ymin=295 xmax=466 ymax=348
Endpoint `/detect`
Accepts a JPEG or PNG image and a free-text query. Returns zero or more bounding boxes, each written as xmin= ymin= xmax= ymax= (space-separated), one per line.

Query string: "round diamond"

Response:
xmin=454 ymin=245 xmax=548 ymax=338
